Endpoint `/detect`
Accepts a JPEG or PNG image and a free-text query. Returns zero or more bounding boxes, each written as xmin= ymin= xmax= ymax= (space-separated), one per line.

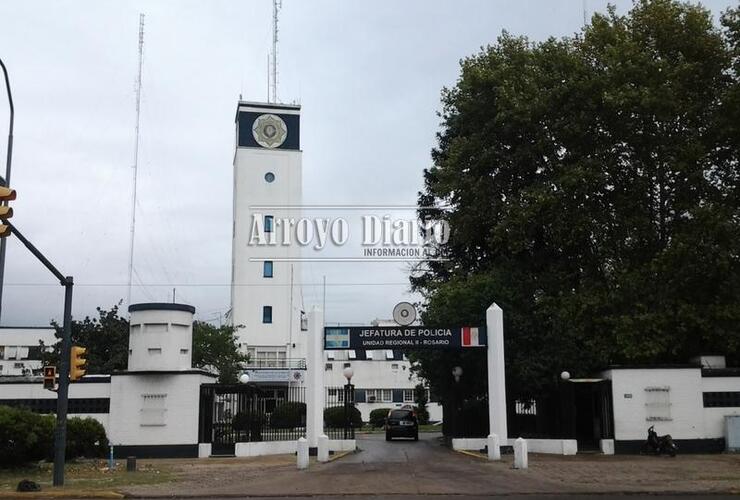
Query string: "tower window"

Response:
xmin=264 ymin=172 xmax=275 ymax=183
xmin=264 ymin=215 xmax=274 ymax=232
xmin=262 ymin=306 xmax=273 ymax=324
xmin=263 ymin=260 xmax=273 ymax=278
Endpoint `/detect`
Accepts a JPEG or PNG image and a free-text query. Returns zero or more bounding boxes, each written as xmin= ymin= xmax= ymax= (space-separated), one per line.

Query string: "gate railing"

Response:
xmin=199 ymin=383 xmax=306 ymax=455
xmin=324 ymin=385 xmax=356 ymax=439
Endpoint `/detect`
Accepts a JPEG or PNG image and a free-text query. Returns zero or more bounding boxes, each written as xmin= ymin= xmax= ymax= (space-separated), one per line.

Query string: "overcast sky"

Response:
xmin=0 ymin=0 xmax=735 ymax=327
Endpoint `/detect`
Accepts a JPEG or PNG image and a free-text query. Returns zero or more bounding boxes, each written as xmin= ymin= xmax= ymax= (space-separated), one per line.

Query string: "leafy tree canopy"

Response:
xmin=42 ymin=304 xmax=129 ymax=374
xmin=192 ymin=321 xmax=248 ymax=384
xmin=411 ymin=0 xmax=740 ymax=399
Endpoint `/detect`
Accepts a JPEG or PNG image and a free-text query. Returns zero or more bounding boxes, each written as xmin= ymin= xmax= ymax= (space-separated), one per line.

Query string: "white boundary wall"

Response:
xmin=452 ymin=437 xmax=578 ymax=455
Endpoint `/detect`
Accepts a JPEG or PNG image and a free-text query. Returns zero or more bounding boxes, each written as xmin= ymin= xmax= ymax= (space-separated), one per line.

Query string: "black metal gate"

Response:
xmin=198 ymin=383 xmax=307 ymax=456
xmin=325 ymin=385 xmax=356 ymax=439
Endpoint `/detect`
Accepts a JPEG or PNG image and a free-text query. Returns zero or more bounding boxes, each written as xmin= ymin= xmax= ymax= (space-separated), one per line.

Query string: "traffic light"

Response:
xmin=0 ymin=186 xmax=15 ymax=238
xmin=69 ymin=346 xmax=87 ymax=381
xmin=43 ymin=365 xmax=57 ymax=391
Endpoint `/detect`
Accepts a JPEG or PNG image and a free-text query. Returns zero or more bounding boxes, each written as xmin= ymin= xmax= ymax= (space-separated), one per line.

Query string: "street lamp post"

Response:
xmin=343 ymin=367 xmax=354 ymax=439
xmin=451 ymin=366 xmax=463 ymax=438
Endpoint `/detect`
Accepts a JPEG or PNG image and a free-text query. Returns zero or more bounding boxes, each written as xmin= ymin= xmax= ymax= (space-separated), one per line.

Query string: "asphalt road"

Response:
xmin=129 ymin=496 xmax=740 ymax=499
xmin=342 ymin=430 xmax=448 ymax=464
xmin=136 ymin=494 xmax=738 ymax=500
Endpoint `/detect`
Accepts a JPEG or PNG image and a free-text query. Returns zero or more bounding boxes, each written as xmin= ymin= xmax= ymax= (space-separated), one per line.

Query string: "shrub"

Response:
xmin=323 ymin=405 xmax=363 ymax=429
xmin=368 ymin=408 xmax=391 ymax=428
xmin=0 ymin=405 xmax=54 ymax=467
xmin=270 ymin=402 xmax=306 ymax=429
xmin=232 ymin=411 xmax=266 ymax=431
xmin=65 ymin=417 xmax=108 ymax=459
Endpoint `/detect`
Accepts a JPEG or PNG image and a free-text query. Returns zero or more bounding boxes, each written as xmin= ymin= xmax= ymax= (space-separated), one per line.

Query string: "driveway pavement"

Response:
xmin=120 ymin=433 xmax=740 ymax=498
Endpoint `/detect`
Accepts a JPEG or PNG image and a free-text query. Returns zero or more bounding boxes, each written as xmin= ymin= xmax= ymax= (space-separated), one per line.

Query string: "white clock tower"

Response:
xmin=231 ymin=101 xmax=304 ymax=369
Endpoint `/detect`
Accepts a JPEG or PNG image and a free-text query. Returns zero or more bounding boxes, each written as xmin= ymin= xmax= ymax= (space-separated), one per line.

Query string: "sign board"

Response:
xmin=244 ymin=369 xmax=305 ymax=383
xmin=324 ymin=326 xmax=487 ymax=350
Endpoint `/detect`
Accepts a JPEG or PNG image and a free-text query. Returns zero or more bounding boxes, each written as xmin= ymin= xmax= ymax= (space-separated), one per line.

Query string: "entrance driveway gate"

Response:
xmin=302 ymin=302 xmax=508 ymax=450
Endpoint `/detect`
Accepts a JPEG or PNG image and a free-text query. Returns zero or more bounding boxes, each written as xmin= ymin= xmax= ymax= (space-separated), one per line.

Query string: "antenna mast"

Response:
xmin=270 ymin=0 xmax=282 ymax=103
xmin=127 ymin=13 xmax=145 ymax=309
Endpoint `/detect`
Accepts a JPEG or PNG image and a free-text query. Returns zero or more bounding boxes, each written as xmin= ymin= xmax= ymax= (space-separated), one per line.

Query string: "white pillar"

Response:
xmin=486 ymin=303 xmax=508 ymax=442
xmin=487 ymin=433 xmax=500 ymax=461
xmin=297 ymin=437 xmax=309 ymax=469
xmin=514 ymin=437 xmax=528 ymax=469
xmin=306 ymin=307 xmax=325 ymax=448
xmin=318 ymin=434 xmax=329 ymax=462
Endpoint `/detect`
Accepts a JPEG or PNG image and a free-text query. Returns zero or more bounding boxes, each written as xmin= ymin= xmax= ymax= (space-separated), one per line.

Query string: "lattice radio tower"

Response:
xmin=127 ymin=13 xmax=145 ymax=309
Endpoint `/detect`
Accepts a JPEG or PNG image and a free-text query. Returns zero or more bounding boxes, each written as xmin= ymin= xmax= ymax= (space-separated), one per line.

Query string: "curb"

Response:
xmin=326 ymin=450 xmax=353 ymax=462
xmin=455 ymin=449 xmax=489 ymax=460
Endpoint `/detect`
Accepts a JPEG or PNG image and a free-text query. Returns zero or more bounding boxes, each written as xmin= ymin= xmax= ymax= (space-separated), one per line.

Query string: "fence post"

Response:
xmin=318 ymin=434 xmax=329 ymax=462
xmin=297 ymin=437 xmax=309 ymax=469
xmin=514 ymin=437 xmax=528 ymax=469
xmin=487 ymin=433 xmax=500 ymax=461
xmin=487 ymin=303 xmax=508 ymax=441
xmin=306 ymin=307 xmax=325 ymax=449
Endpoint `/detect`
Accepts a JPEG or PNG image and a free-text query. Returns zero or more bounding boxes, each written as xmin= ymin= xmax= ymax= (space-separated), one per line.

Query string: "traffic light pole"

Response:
xmin=54 ymin=280 xmax=73 ymax=486
xmin=6 ymin=220 xmax=73 ymax=486
xmin=0 ymin=57 xmax=15 ymax=324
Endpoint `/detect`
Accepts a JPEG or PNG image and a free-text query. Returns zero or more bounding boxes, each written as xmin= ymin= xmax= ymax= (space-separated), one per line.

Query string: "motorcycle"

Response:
xmin=641 ymin=425 xmax=677 ymax=456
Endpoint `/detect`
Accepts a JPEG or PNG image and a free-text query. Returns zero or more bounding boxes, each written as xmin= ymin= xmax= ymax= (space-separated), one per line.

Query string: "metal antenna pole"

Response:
xmin=0 ymin=58 xmax=15 ymax=324
xmin=270 ymin=0 xmax=281 ymax=103
xmin=583 ymin=0 xmax=587 ymax=27
xmin=127 ymin=13 xmax=145 ymax=309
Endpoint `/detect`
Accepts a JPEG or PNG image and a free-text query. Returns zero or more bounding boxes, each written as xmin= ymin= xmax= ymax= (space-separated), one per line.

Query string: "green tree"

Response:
xmin=412 ymin=0 xmax=740 ymax=400
xmin=192 ymin=322 xmax=248 ymax=384
xmin=41 ymin=303 xmax=129 ymax=374
xmin=414 ymin=383 xmax=430 ymax=425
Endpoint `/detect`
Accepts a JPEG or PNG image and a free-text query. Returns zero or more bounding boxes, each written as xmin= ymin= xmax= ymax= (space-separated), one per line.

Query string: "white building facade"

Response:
xmin=230 ymin=102 xmax=305 ymax=368
xmin=0 ymin=327 xmax=55 ymax=376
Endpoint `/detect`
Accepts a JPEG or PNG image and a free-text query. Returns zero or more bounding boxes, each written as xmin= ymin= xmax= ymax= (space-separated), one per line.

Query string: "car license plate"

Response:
xmin=400 ymin=421 xmax=413 ymax=426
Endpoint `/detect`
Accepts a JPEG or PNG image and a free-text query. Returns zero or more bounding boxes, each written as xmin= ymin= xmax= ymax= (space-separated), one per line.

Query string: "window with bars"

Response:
xmin=141 ymin=394 xmax=167 ymax=426
xmin=645 ymin=387 xmax=671 ymax=421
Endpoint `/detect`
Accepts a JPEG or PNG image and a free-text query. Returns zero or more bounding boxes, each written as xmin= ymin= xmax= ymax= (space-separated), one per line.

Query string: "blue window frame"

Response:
xmin=262 ymin=306 xmax=273 ymax=324
xmin=264 ymin=215 xmax=274 ymax=233
xmin=263 ymin=260 xmax=273 ymax=278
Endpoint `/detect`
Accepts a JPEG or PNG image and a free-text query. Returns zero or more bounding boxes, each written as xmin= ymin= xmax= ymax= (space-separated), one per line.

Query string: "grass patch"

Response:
xmin=0 ymin=460 xmax=173 ymax=492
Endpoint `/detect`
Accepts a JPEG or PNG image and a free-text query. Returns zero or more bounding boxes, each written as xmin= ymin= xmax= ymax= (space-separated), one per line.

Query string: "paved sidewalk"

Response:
xmin=119 ymin=434 xmax=740 ymax=498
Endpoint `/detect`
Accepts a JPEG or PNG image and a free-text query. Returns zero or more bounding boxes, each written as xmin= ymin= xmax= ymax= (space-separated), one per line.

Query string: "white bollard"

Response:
xmin=514 ymin=437 xmax=528 ymax=469
xmin=487 ymin=434 xmax=501 ymax=461
xmin=297 ymin=437 xmax=309 ymax=470
xmin=318 ymin=434 xmax=329 ymax=463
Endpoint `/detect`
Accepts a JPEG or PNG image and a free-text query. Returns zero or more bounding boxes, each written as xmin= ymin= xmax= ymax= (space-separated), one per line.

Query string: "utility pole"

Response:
xmin=0 ymin=58 xmax=15 ymax=323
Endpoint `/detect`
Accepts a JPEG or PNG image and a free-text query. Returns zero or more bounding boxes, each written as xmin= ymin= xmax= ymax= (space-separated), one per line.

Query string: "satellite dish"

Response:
xmin=392 ymin=302 xmax=417 ymax=326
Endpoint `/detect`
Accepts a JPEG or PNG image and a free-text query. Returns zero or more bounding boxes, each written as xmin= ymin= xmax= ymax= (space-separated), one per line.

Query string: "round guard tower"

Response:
xmin=127 ymin=303 xmax=195 ymax=371
xmin=108 ymin=303 xmax=217 ymax=458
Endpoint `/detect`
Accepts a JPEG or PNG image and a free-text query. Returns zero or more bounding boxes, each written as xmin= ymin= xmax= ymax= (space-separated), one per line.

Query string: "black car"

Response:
xmin=385 ymin=408 xmax=418 ymax=441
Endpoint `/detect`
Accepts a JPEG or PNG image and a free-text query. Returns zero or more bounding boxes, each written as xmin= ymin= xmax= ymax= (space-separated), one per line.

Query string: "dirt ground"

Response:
xmin=118 ymin=441 xmax=740 ymax=497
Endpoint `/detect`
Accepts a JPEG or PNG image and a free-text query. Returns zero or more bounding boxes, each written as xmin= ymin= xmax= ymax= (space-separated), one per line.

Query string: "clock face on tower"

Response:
xmin=252 ymin=114 xmax=288 ymax=148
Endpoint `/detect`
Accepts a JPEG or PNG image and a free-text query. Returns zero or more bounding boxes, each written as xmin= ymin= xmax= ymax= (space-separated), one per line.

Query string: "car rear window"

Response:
xmin=389 ymin=410 xmax=413 ymax=419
